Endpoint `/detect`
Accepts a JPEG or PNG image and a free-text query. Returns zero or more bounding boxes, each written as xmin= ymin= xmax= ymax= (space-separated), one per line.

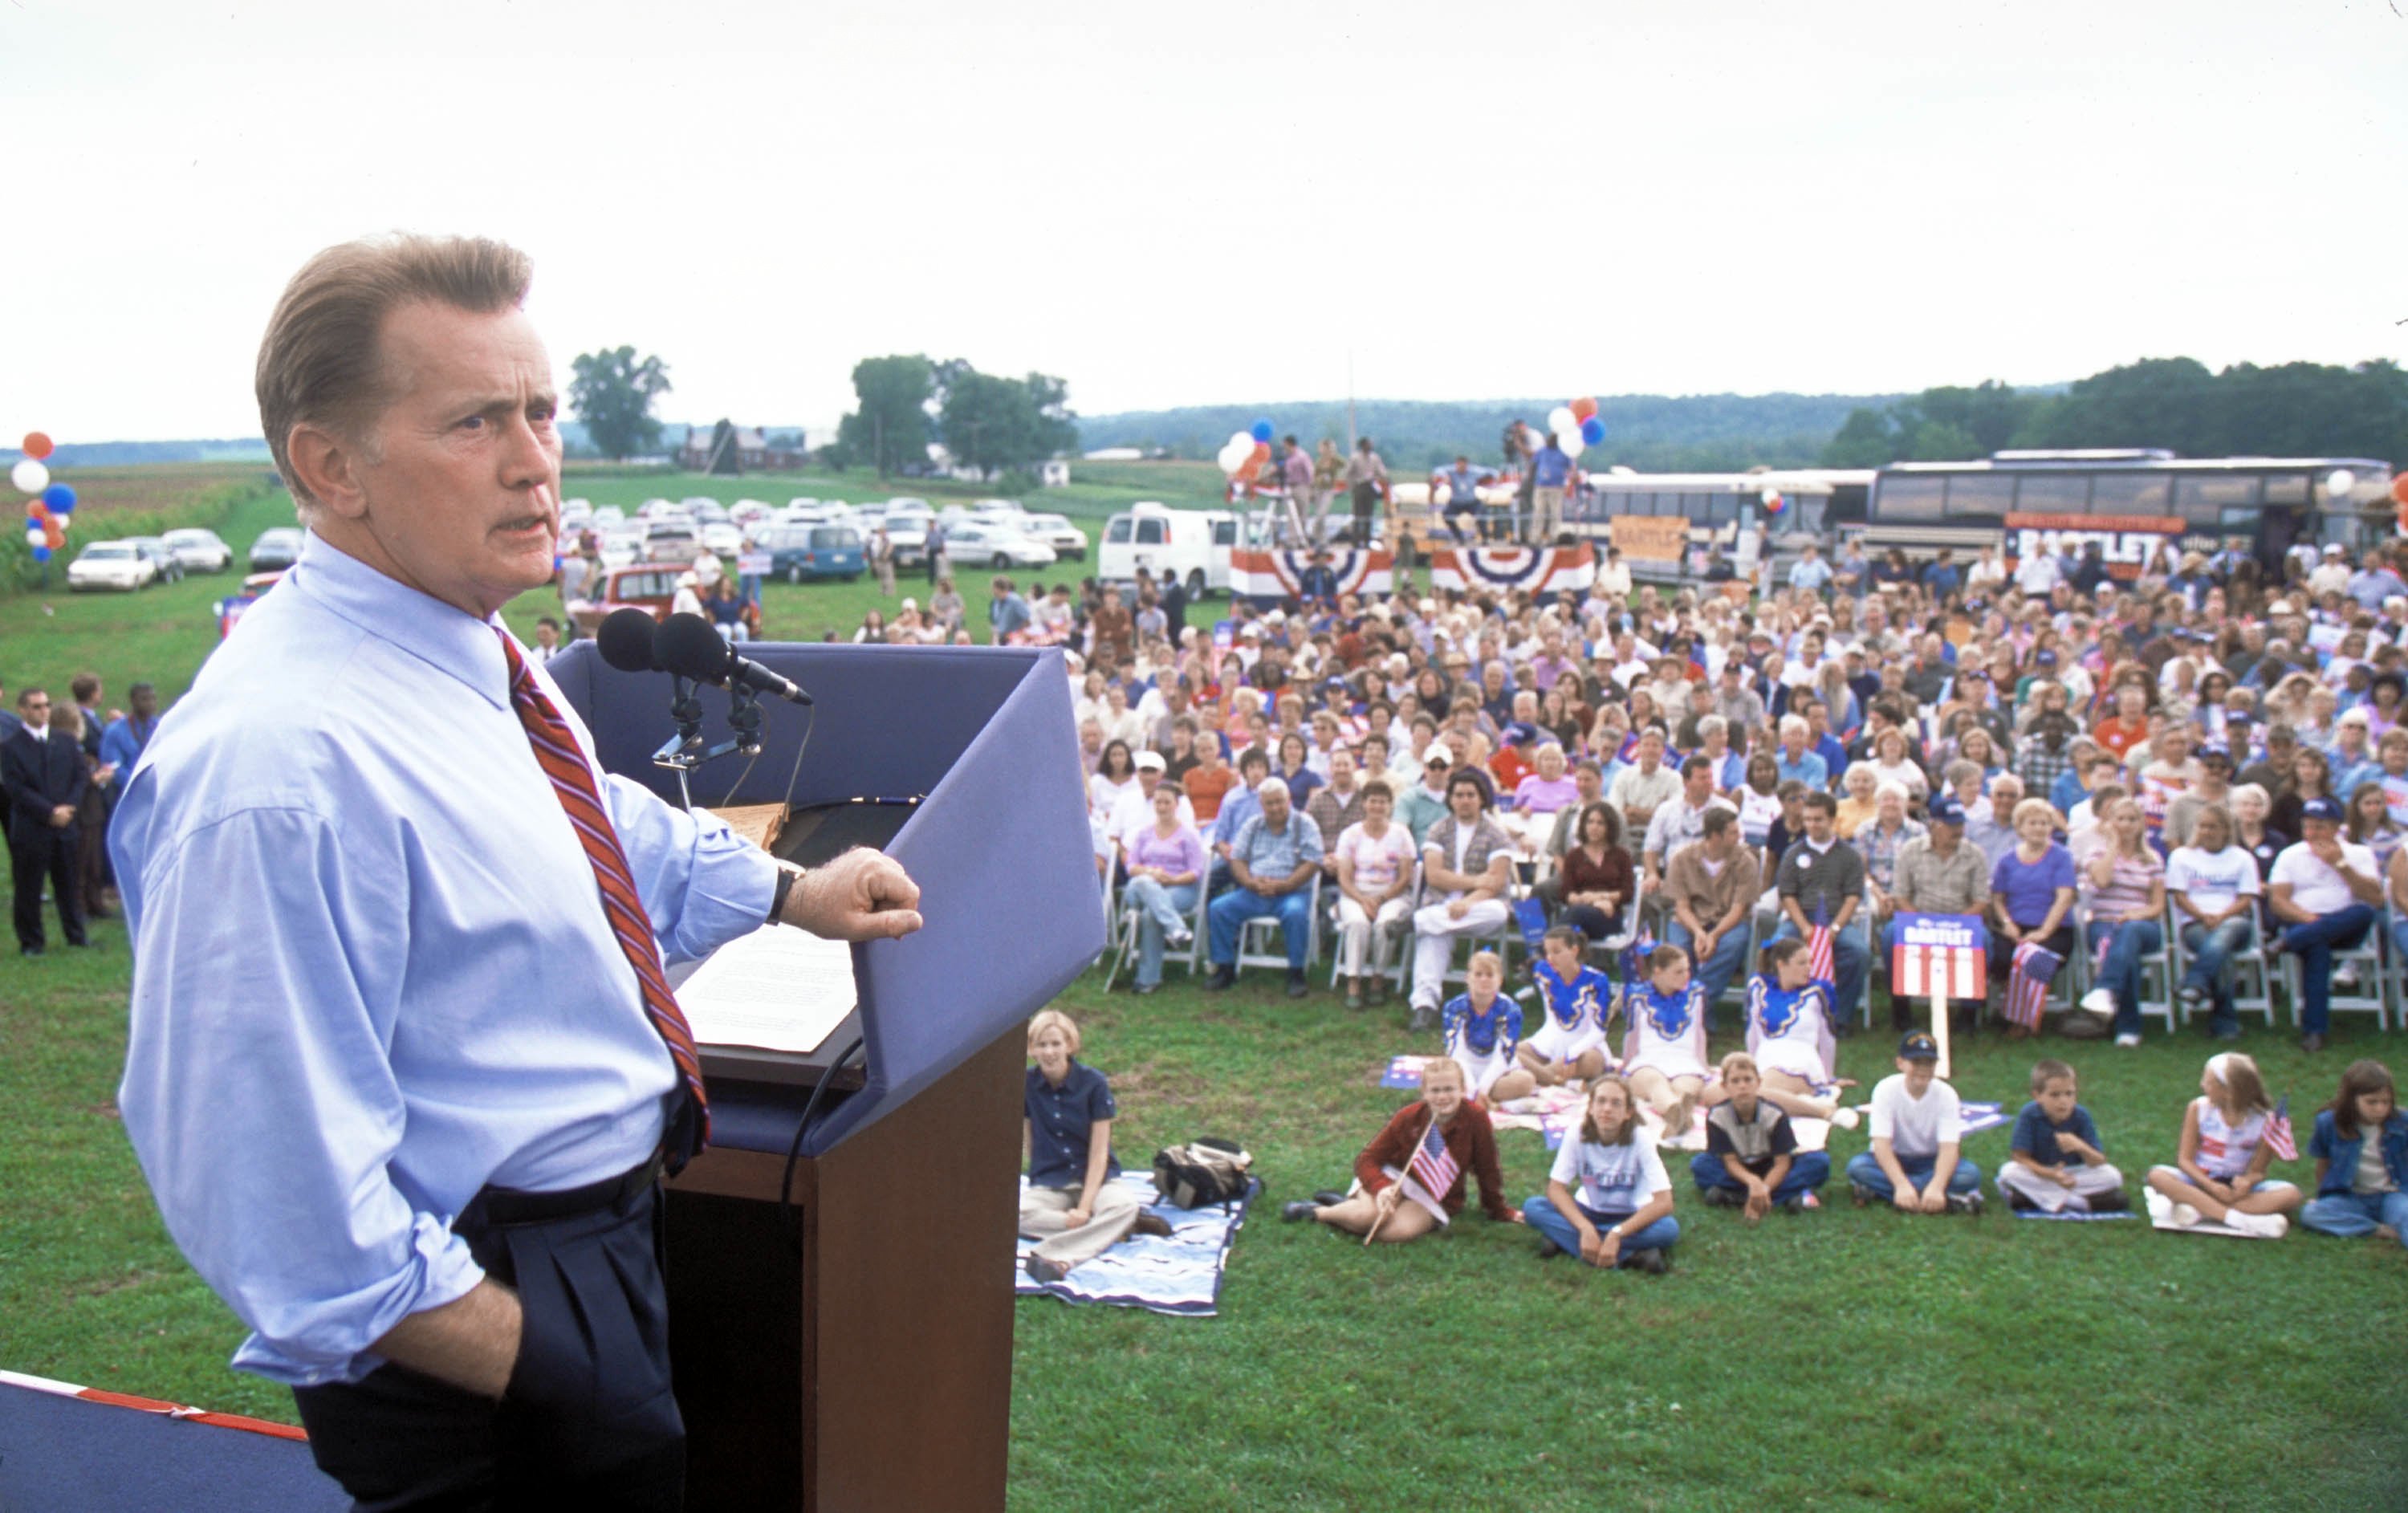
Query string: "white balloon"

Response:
xmin=2327 ymin=469 xmax=2357 ymax=499
xmin=11 ymin=458 xmax=48 ymax=494
xmin=1227 ymin=430 xmax=1254 ymax=453
xmin=24 ymin=524 xmax=43 ymax=547
xmin=1546 ymin=407 xmax=1577 ymax=443
xmin=1560 ymin=428 xmax=1585 ymax=458
xmin=1761 ymin=486 xmax=1782 ymax=506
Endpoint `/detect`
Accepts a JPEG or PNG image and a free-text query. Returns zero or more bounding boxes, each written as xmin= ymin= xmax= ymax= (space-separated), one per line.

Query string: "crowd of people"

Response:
xmin=1020 ymin=524 xmax=2408 ymax=1275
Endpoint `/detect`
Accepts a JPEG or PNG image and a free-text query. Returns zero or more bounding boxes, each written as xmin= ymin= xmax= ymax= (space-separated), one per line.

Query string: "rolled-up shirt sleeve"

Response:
xmin=603 ymin=772 xmax=782 ymax=965
xmin=117 ymin=805 xmax=484 ymax=1387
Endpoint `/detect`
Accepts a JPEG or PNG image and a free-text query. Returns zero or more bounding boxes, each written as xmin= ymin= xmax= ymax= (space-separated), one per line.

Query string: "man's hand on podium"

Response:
xmin=781 ymin=848 xmax=925 ymax=942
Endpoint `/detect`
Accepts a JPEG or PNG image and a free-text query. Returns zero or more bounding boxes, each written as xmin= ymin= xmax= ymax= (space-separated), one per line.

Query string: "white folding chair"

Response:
xmin=2279 ymin=917 xmax=2391 ymax=1033
xmin=2166 ymin=909 xmax=2279 ymax=1029
xmin=1236 ymin=872 xmax=1322 ymax=981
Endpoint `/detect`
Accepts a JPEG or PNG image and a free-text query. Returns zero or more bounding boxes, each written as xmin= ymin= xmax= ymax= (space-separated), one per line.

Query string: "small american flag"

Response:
xmin=1406 ymin=1117 xmax=1458 ymax=1205
xmin=1807 ymin=900 xmax=1833 ymax=984
xmin=2264 ymin=1096 xmax=2298 ymax=1163
xmin=2005 ymin=939 xmax=2062 ymax=1030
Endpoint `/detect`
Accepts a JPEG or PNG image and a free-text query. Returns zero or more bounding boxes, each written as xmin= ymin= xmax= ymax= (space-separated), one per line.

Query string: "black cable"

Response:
xmin=782 ymin=1034 xmax=865 ymax=1255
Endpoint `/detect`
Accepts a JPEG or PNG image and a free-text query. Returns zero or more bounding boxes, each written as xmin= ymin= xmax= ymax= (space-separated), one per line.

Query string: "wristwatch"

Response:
xmin=769 ymin=866 xmax=797 ymax=925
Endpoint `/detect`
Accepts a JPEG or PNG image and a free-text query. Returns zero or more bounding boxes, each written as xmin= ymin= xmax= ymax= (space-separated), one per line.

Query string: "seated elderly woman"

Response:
xmin=1503 ymin=739 xmax=1582 ymax=854
xmin=1857 ymin=780 xmax=1927 ymax=925
xmin=1832 ymin=762 xmax=1881 ymax=838
xmin=1022 ymin=1010 xmax=1170 ymax=1283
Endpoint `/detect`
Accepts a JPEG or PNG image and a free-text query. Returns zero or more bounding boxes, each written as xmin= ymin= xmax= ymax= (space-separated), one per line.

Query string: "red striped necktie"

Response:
xmin=498 ymin=630 xmax=708 ymax=1168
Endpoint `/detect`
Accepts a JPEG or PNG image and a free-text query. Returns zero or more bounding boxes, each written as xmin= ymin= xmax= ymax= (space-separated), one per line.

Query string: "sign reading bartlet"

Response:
xmin=1889 ymin=912 xmax=1988 ymax=998
xmin=2003 ymin=511 xmax=2188 ymax=581
xmin=1608 ymin=515 xmax=1688 ymax=563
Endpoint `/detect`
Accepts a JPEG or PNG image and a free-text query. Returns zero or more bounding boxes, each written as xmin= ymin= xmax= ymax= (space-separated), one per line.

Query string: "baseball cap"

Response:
xmin=1503 ymin=720 xmax=1540 ymax=746
xmin=2301 ymin=796 xmax=2345 ymax=823
xmin=1426 ymin=751 xmax=1453 ymax=770
xmin=2034 ymin=649 xmax=2060 ymax=667
xmin=2198 ymin=742 xmax=2233 ymax=766
xmin=1133 ymin=750 xmax=1166 ymax=772
xmin=1898 ymin=1031 xmax=1941 ymax=1061
xmin=1926 ymin=792 xmax=1965 ymax=825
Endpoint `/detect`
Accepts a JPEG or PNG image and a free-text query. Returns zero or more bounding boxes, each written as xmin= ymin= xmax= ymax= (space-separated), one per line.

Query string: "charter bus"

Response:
xmin=1564 ymin=468 xmax=1873 ymax=583
xmin=1849 ymin=451 xmax=2395 ymax=576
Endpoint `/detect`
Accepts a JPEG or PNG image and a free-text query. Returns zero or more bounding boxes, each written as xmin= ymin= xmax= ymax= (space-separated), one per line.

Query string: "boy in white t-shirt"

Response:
xmin=1846 ymin=1032 xmax=1984 ymax=1215
xmin=2166 ymin=803 xmax=2262 ymax=1041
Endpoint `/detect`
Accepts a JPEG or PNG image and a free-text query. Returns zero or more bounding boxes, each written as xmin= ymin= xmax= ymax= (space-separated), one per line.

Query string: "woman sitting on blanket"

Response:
xmin=1516 ymin=925 xmax=1615 ymax=1089
xmin=1522 ymin=1073 xmax=1681 ymax=1273
xmin=1442 ymin=950 xmax=1537 ymax=1103
xmin=1022 ymin=1010 xmax=1171 ymax=1283
xmin=1623 ymin=943 xmax=1710 ymax=1141
xmin=1280 ymin=1055 xmax=1522 ymax=1241
xmin=1701 ymin=937 xmax=1857 ymax=1125
xmin=2142 ymin=1051 xmax=2304 ymax=1238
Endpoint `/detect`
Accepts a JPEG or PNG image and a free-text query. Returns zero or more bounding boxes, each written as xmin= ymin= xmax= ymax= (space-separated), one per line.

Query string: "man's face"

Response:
xmin=340 ymin=301 xmax=563 ymax=619
xmin=1330 ymin=750 xmax=1356 ymax=788
xmin=17 ymin=692 xmax=50 ymax=732
xmin=1638 ymin=732 xmax=1664 ymax=769
xmin=1685 ymin=766 xmax=1711 ymax=803
xmin=1803 ymin=803 xmax=1834 ymax=844
xmin=1259 ymin=788 xmax=1291 ymax=828
xmin=131 ymin=688 xmax=158 ymax=720
xmin=1576 ymin=766 xmax=1602 ymax=802
xmin=1449 ymin=781 xmax=1483 ymax=821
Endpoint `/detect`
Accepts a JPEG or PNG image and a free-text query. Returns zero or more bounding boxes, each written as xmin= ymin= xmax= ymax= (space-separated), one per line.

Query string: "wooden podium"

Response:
xmin=549 ymin=640 xmax=1104 ymax=1513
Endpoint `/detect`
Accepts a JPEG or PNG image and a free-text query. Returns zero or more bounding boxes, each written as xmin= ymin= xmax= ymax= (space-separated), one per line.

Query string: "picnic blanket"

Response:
xmin=1015 ymin=1172 xmax=1259 ymax=1316
xmin=2011 ymin=1207 xmax=2137 ymax=1221
xmin=1959 ymin=1101 xmax=2011 ymax=1137
xmin=2142 ymin=1188 xmax=2283 ymax=1239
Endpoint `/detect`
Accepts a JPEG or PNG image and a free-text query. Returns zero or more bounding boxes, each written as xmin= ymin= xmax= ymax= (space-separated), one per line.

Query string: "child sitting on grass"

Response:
xmin=1996 ymin=1057 xmax=2128 ymax=1214
xmin=1280 ymin=1055 xmax=1520 ymax=1242
xmin=2143 ymin=1052 xmax=2303 ymax=1237
xmin=1693 ymin=1051 xmax=1828 ymax=1218
xmin=1443 ymin=950 xmax=1536 ymax=1102
xmin=2300 ymin=1059 xmax=2406 ymax=1248
xmin=1623 ymin=943 xmax=1710 ymax=1140
xmin=1847 ymin=1031 xmax=1984 ymax=1215
xmin=1515 ymin=925 xmax=1613 ymax=1089
xmin=1522 ymin=1074 xmax=1680 ymax=1273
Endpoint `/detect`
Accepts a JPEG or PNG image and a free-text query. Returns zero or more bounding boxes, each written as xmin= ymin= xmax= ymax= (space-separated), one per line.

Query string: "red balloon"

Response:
xmin=22 ymin=500 xmax=43 ymax=521
xmin=1251 ymin=441 xmax=1271 ymax=463
xmin=1568 ymin=397 xmax=1597 ymax=423
xmin=2391 ymin=472 xmax=2408 ymax=508
xmin=20 ymin=431 xmax=52 ymax=461
xmin=43 ymin=524 xmax=64 ymax=550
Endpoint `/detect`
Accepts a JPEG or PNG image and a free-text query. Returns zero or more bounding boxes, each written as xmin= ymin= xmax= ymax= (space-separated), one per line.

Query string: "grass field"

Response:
xmin=2 ymin=466 xmax=2405 ymax=1511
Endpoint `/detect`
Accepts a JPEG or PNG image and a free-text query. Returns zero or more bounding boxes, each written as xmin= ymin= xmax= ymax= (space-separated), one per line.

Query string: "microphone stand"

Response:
xmin=652 ymin=676 xmax=766 ymax=811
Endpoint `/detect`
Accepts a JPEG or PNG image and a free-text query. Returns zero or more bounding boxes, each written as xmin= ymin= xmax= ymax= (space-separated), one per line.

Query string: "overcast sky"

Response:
xmin=4 ymin=0 xmax=2403 ymax=445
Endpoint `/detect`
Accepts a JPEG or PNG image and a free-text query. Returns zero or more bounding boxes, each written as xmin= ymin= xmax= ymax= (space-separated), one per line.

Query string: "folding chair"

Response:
xmin=2279 ymin=917 xmax=2391 ymax=1033
xmin=2166 ymin=909 xmax=2279 ymax=1030
xmin=1331 ymin=860 xmax=1419 ymax=990
xmin=1235 ymin=872 xmax=1322 ymax=982
xmin=2068 ymin=903 xmax=2177 ymax=1035
xmin=1104 ymin=882 xmax=1208 ymax=991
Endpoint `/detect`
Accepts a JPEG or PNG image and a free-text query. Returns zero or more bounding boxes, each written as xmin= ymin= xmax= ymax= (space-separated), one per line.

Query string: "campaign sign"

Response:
xmin=1890 ymin=911 xmax=1988 ymax=998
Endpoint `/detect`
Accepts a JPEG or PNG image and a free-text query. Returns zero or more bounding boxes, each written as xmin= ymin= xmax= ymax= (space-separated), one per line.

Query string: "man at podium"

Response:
xmin=110 ymin=234 xmax=922 ymax=1511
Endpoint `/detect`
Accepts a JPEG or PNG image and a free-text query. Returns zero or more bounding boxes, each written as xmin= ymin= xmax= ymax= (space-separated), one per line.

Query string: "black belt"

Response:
xmin=466 ymin=1148 xmax=666 ymax=1229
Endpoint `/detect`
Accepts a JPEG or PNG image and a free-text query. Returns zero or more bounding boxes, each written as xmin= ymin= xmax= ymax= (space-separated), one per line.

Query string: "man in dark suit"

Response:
xmin=4 ymin=686 xmax=89 ymax=955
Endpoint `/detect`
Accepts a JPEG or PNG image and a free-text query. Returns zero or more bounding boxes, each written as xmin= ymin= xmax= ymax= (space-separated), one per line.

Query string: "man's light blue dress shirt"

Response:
xmin=111 ymin=531 xmax=777 ymax=1386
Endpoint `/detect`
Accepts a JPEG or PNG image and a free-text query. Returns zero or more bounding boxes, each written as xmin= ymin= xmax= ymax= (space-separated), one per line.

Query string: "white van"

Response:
xmin=1098 ymin=501 xmax=1237 ymax=600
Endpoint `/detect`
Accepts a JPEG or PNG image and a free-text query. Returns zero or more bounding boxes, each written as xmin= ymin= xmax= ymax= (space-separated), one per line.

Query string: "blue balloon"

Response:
xmin=29 ymin=543 xmax=50 ymax=563
xmin=1249 ymin=420 xmax=1273 ymax=444
xmin=1580 ymin=417 xmax=1606 ymax=446
xmin=42 ymin=483 xmax=75 ymax=514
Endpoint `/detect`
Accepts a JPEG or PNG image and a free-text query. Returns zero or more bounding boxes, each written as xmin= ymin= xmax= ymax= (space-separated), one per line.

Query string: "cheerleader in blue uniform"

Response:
xmin=1707 ymin=937 xmax=1857 ymax=1125
xmin=1443 ymin=950 xmax=1537 ymax=1102
xmin=1515 ymin=925 xmax=1615 ymax=1088
xmin=1622 ymin=944 xmax=1710 ymax=1140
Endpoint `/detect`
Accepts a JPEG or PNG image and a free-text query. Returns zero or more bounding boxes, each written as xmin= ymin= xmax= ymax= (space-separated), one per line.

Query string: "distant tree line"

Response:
xmin=1820 ymin=358 xmax=2408 ymax=468
xmin=825 ymin=355 xmax=1077 ymax=482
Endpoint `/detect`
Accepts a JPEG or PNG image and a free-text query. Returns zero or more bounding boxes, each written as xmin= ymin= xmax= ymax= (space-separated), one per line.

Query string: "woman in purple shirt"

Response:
xmin=1124 ymin=785 xmax=1207 ymax=993
xmin=1988 ymin=795 xmax=2079 ymax=1023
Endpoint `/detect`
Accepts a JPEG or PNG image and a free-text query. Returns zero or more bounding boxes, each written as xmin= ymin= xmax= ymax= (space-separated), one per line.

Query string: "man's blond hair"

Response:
xmin=255 ymin=234 xmax=532 ymax=510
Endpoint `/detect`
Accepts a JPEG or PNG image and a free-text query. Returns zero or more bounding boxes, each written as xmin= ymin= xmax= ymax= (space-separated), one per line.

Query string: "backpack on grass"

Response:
xmin=1151 ymin=1137 xmax=1253 ymax=1211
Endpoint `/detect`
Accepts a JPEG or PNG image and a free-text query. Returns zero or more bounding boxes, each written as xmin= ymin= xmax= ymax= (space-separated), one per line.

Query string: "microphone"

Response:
xmin=596 ymin=608 xmax=663 ymax=672
xmin=653 ymin=612 xmax=813 ymax=705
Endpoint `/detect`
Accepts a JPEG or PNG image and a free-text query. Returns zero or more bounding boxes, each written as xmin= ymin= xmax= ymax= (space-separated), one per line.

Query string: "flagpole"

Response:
xmin=1365 ymin=1104 xmax=1436 ymax=1246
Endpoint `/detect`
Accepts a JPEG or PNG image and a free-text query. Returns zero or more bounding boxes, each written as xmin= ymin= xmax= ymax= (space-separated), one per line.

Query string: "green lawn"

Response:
xmin=2 ymin=466 xmax=2404 ymax=1510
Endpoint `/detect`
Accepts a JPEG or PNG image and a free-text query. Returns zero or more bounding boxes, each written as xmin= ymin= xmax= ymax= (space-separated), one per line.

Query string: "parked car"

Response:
xmin=785 ymin=496 xmax=820 ymax=513
xmin=598 ymin=528 xmax=645 ymax=571
xmin=217 ymin=571 xmax=283 ymax=637
xmin=161 ymin=527 xmax=235 ymax=572
xmin=763 ymin=522 xmax=865 ymax=582
xmin=881 ymin=506 xmax=932 ymax=567
xmin=250 ymin=527 xmax=305 ymax=571
xmin=1017 ymin=513 xmax=1088 ymax=561
xmin=730 ymin=498 xmax=773 ymax=528
xmin=700 ymin=522 xmax=746 ymax=558
xmin=123 ymin=536 xmax=186 ymax=585
xmin=570 ymin=563 xmax=685 ymax=637
xmin=641 ymin=520 xmax=700 ymax=563
xmin=592 ymin=504 xmax=626 ymax=527
xmin=67 ymin=540 xmax=158 ymax=592
xmin=636 ymin=498 xmax=676 ymax=519
xmin=941 ymin=519 xmax=1057 ymax=569
xmin=1098 ymin=502 xmax=1236 ymax=600
xmin=681 ymin=496 xmax=726 ymax=523
xmin=559 ymin=498 xmax=593 ymax=529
